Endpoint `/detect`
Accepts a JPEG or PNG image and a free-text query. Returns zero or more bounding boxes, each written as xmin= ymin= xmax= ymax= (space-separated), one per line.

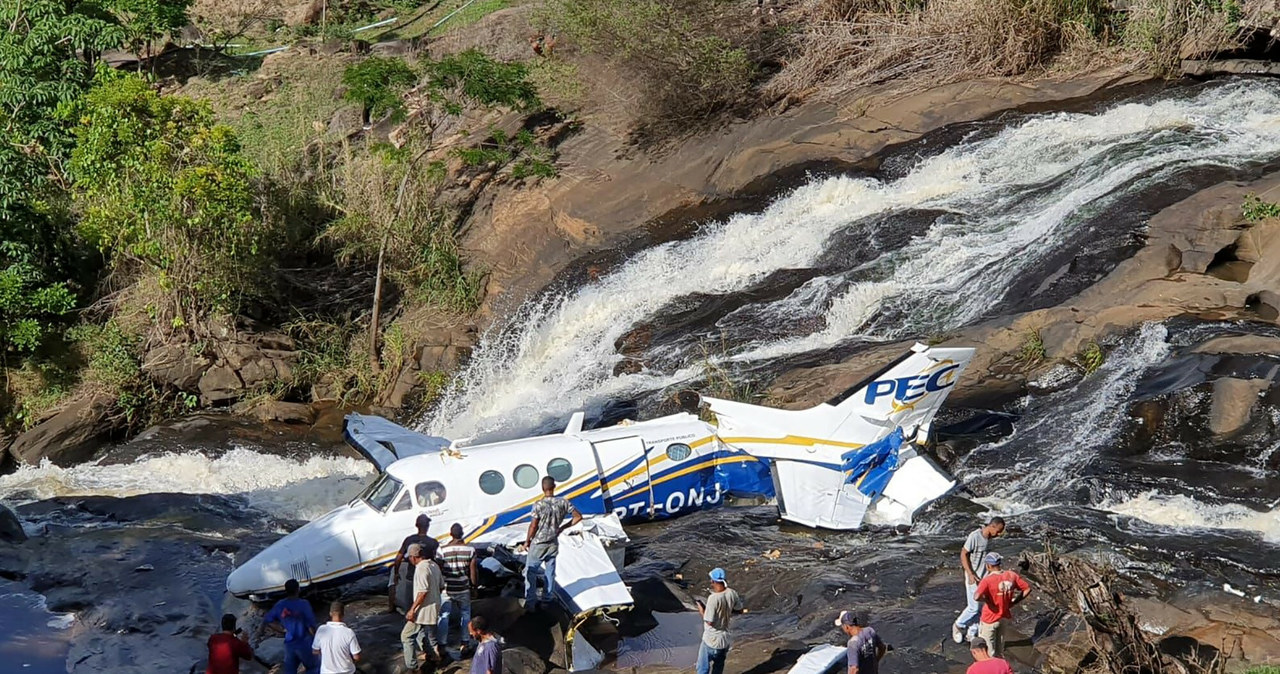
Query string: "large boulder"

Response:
xmin=141 ymin=343 xmax=212 ymax=390
xmin=1208 ymin=377 xmax=1270 ymax=436
xmin=198 ymin=364 xmax=244 ymax=405
xmin=0 ymin=503 xmax=26 ymax=544
xmin=8 ymin=393 xmax=114 ymax=466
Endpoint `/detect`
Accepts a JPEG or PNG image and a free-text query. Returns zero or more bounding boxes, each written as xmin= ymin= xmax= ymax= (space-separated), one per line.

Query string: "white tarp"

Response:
xmin=787 ymin=644 xmax=846 ymax=674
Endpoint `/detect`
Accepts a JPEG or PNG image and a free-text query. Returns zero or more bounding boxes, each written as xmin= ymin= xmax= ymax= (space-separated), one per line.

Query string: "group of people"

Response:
xmin=205 ymin=587 xmax=364 ymax=674
xmin=693 ymin=516 xmax=1029 ymax=674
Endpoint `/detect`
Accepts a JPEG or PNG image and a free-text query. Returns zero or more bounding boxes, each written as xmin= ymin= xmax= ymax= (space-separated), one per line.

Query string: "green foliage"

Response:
xmin=1243 ymin=194 xmax=1280 ymax=223
xmin=1244 ymin=667 xmax=1280 ymax=674
xmin=342 ymin=57 xmax=418 ymax=122
xmin=1075 ymin=341 xmax=1105 ymax=375
xmin=428 ymin=0 xmax=510 ymax=36
xmin=427 ymin=49 xmax=540 ymax=113
xmin=67 ymin=73 xmax=269 ymax=318
xmin=1018 ymin=329 xmax=1047 ymax=367
xmin=0 ymin=243 xmax=77 ymax=354
xmin=453 ymin=127 xmax=558 ymax=179
xmin=540 ymin=0 xmax=754 ymax=125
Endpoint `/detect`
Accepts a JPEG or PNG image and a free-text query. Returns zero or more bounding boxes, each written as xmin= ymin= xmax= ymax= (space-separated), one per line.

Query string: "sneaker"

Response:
xmin=951 ymin=623 xmax=964 ymax=644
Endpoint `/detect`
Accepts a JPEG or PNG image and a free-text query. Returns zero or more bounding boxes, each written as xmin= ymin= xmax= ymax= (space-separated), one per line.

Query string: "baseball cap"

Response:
xmin=970 ymin=637 xmax=989 ymax=651
xmin=416 ymin=513 xmax=432 ymax=529
xmin=984 ymin=552 xmax=1002 ymax=566
xmin=833 ymin=610 xmax=858 ymax=627
xmin=407 ymin=543 xmax=425 ymax=557
xmin=709 ymin=568 xmax=727 ymax=583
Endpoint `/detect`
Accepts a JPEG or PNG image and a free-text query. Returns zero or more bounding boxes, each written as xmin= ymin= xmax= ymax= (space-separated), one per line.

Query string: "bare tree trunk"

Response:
xmin=369 ymin=229 xmax=390 ymax=373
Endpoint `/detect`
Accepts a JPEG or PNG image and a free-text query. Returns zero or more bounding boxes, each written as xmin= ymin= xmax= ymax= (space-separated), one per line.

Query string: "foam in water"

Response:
xmin=1103 ymin=491 xmax=1280 ymax=543
xmin=0 ymin=448 xmax=373 ymax=521
xmin=428 ymin=81 xmax=1280 ymax=438
xmin=956 ymin=321 xmax=1172 ymax=508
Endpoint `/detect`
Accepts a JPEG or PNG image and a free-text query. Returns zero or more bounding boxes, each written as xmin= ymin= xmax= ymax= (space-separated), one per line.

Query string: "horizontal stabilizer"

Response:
xmin=343 ymin=413 xmax=451 ymax=471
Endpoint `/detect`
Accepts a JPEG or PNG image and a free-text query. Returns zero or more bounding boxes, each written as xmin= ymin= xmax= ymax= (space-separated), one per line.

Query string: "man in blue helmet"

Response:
xmin=696 ymin=567 xmax=743 ymax=674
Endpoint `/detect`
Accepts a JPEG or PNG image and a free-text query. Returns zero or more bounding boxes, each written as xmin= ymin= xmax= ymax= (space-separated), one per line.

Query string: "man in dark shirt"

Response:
xmin=522 ymin=476 xmax=581 ymax=610
xmin=207 ymin=613 xmax=253 ymax=674
xmin=836 ymin=610 xmax=886 ymax=674
xmin=468 ymin=616 xmax=502 ymax=674
xmin=390 ymin=514 xmax=437 ymax=612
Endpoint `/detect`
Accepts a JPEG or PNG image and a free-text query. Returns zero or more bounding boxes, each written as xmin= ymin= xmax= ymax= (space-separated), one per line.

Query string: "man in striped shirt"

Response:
xmin=438 ymin=523 xmax=479 ymax=655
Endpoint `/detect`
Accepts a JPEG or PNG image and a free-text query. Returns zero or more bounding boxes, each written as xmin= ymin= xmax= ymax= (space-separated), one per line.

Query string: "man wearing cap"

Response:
xmin=966 ymin=637 xmax=1014 ymax=674
xmin=696 ymin=568 xmax=743 ymax=674
xmin=973 ymin=552 xmax=1030 ymax=657
xmin=390 ymin=514 xmax=438 ymax=613
xmin=954 ymin=517 xmax=1005 ymax=643
xmin=835 ymin=611 xmax=886 ymax=674
xmin=402 ymin=543 xmax=445 ymax=671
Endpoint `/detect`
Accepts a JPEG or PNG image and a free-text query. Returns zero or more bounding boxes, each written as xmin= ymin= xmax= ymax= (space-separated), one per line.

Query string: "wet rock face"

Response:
xmin=0 ymin=503 xmax=25 ymax=544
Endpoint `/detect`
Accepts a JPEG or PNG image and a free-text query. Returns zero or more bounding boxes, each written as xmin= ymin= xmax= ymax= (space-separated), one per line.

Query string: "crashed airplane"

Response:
xmin=227 ymin=343 xmax=974 ymax=667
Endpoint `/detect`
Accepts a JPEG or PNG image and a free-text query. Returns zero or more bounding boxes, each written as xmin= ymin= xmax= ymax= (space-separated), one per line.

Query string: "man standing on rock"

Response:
xmin=523 ymin=476 xmax=581 ymax=610
xmin=260 ymin=578 xmax=317 ymax=673
xmin=974 ymin=552 xmax=1030 ymax=657
xmin=697 ymin=567 xmax=743 ymax=674
xmin=403 ymin=543 xmax=446 ymax=671
xmin=207 ymin=613 xmax=254 ymax=674
xmin=953 ymin=516 xmax=1006 ymax=643
xmin=836 ymin=610 xmax=886 ymax=674
xmin=312 ymin=601 xmax=361 ymax=674
xmin=966 ymin=637 xmax=1014 ymax=674
xmin=438 ymin=522 xmax=478 ymax=655
xmin=390 ymin=514 xmax=437 ymax=613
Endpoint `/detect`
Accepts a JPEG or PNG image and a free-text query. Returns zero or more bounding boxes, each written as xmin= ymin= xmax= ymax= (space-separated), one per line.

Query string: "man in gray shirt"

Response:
xmin=696 ymin=567 xmax=743 ymax=674
xmin=953 ymin=517 xmax=1005 ymax=643
xmin=523 ymin=476 xmax=581 ymax=610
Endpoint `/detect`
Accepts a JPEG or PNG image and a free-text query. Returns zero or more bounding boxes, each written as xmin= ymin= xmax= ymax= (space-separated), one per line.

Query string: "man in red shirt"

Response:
xmin=966 ymin=637 xmax=1014 ymax=674
xmin=973 ymin=553 xmax=1030 ymax=657
xmin=207 ymin=613 xmax=254 ymax=674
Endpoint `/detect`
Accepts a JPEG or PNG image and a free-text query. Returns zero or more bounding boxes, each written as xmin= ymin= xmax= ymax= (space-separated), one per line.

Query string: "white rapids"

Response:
xmin=0 ymin=447 xmax=373 ymax=521
xmin=427 ymin=80 xmax=1280 ymax=439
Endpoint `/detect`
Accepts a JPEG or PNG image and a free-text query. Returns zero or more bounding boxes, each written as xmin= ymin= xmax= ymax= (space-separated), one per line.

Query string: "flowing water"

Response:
xmin=7 ymin=79 xmax=1280 ymax=672
xmin=426 ymin=79 xmax=1280 ymax=439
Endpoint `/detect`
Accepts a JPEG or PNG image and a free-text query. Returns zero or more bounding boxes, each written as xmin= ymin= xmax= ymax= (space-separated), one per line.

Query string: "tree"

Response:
xmin=67 ymin=73 xmax=270 ymax=329
xmin=341 ymin=56 xmax=419 ymax=125
xmin=326 ymin=50 xmax=540 ymax=371
xmin=0 ymin=0 xmax=125 ymax=357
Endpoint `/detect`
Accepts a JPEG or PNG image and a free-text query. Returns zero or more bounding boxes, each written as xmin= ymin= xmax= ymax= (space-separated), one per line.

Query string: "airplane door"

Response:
xmin=590 ymin=436 xmax=653 ymax=518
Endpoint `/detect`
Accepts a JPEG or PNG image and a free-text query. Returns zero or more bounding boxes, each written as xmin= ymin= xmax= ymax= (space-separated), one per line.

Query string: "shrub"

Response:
xmin=342 ymin=56 xmax=419 ymax=122
xmin=539 ymin=0 xmax=755 ymax=127
xmin=67 ymin=73 xmax=272 ymax=323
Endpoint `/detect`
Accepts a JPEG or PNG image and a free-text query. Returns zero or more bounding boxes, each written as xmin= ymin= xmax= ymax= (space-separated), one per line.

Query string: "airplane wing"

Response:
xmin=343 ymin=413 xmax=451 ymax=471
xmin=471 ymin=514 xmax=634 ymax=615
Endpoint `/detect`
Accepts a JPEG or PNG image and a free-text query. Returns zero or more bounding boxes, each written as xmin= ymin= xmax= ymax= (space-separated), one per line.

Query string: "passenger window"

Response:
xmin=479 ymin=470 xmax=505 ymax=495
xmin=415 ymin=481 xmax=447 ymax=507
xmin=547 ymin=458 xmax=573 ymax=482
xmin=666 ymin=443 xmax=692 ymax=461
xmin=513 ymin=464 xmax=539 ymax=489
xmin=392 ymin=491 xmax=412 ymax=512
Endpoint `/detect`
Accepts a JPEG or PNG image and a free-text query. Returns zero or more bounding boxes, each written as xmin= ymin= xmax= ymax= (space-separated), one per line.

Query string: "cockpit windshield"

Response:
xmin=358 ymin=473 xmax=403 ymax=513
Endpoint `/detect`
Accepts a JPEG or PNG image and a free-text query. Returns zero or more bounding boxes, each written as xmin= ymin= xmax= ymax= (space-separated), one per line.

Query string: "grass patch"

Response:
xmin=527 ymin=57 xmax=585 ymax=110
xmin=429 ymin=0 xmax=511 ymax=36
xmin=1244 ymin=668 xmax=1280 ymax=674
xmin=1243 ymin=194 xmax=1280 ymax=223
xmin=1073 ymin=341 xmax=1105 ymax=375
xmin=1018 ymin=329 xmax=1047 ymax=367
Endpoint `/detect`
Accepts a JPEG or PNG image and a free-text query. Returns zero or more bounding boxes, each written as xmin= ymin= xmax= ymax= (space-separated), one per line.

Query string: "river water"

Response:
xmin=5 ymin=78 xmax=1280 ymax=672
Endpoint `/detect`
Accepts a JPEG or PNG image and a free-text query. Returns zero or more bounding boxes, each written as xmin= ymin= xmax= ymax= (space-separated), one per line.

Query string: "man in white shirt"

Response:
xmin=311 ymin=601 xmax=361 ymax=674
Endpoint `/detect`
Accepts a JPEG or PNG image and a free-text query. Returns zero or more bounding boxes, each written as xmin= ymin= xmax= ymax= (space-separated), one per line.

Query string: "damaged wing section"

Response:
xmin=343 ymin=413 xmax=451 ymax=470
xmin=705 ymin=343 xmax=974 ymax=530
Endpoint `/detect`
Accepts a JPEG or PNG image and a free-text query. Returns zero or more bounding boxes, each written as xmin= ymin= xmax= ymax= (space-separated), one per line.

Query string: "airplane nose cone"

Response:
xmin=226 ymin=560 xmax=263 ymax=597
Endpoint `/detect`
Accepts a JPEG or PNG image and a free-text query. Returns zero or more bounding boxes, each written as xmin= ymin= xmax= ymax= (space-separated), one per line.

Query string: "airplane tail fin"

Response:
xmin=703 ymin=343 xmax=975 ymax=530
